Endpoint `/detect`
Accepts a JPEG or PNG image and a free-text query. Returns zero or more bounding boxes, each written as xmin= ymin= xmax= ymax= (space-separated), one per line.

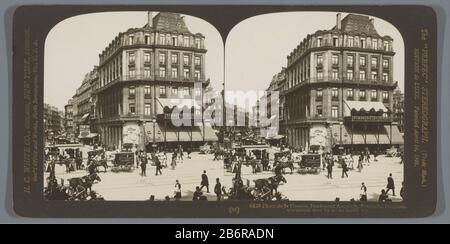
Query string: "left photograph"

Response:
xmin=43 ymin=11 xmax=225 ymax=201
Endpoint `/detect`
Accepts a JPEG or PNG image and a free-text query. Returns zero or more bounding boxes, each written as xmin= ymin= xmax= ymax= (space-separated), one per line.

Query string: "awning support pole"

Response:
xmin=351 ymin=122 xmax=354 ymax=153
xmin=390 ymin=123 xmax=392 ymax=145
xmin=363 ymin=124 xmax=367 ymax=148
xmin=377 ymin=124 xmax=380 ymax=152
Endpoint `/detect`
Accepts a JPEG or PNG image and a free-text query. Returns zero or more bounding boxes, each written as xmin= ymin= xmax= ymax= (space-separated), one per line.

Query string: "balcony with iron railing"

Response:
xmin=344 ymin=115 xmax=393 ymax=124
xmin=95 ymin=74 xmax=206 ymax=93
xmin=288 ymin=40 xmax=394 ymax=66
xmin=285 ymin=76 xmax=397 ymax=93
xmin=100 ymin=40 xmax=206 ymax=65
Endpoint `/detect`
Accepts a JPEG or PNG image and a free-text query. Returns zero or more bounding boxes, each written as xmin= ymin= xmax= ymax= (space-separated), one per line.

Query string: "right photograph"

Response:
xmin=224 ymin=11 xmax=404 ymax=202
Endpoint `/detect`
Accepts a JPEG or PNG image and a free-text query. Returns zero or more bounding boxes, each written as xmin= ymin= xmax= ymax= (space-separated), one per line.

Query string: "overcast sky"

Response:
xmin=225 ymin=11 xmax=404 ymax=109
xmin=44 ymin=11 xmax=224 ymax=110
xmin=45 ymin=11 xmax=403 ymax=111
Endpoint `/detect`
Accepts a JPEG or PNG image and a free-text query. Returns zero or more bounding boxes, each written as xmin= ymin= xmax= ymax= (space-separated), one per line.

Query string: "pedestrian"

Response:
xmin=178 ymin=146 xmax=184 ymax=161
xmin=360 ymin=182 xmax=367 ymax=202
xmin=192 ymin=186 xmax=203 ymax=201
xmin=386 ymin=173 xmax=396 ymax=196
xmin=326 ymin=162 xmax=333 ymax=179
xmin=341 ymin=161 xmax=349 ymax=178
xmin=365 ymin=150 xmax=371 ymax=164
xmin=214 ymin=178 xmax=222 ymax=201
xmin=171 ymin=152 xmax=177 ymax=170
xmin=400 ymin=182 xmax=405 ymax=200
xmin=357 ymin=155 xmax=364 ymax=172
xmin=200 ymin=170 xmax=210 ymax=193
xmin=174 ymin=180 xmax=182 ymax=201
xmin=378 ymin=189 xmax=389 ymax=203
xmin=140 ymin=155 xmax=147 ymax=177
xmin=163 ymin=152 xmax=168 ymax=167
xmin=135 ymin=150 xmax=140 ymax=169
xmin=155 ymin=157 xmax=162 ymax=176
xmin=186 ymin=147 xmax=192 ymax=159
xmin=373 ymin=150 xmax=378 ymax=162
xmin=322 ymin=153 xmax=328 ymax=170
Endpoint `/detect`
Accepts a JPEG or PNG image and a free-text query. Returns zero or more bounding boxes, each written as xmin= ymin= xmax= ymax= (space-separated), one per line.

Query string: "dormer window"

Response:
xmin=172 ymin=37 xmax=178 ymax=46
xmin=333 ymin=37 xmax=339 ymax=47
xmin=317 ymin=37 xmax=322 ymax=47
xmin=360 ymin=39 xmax=366 ymax=48
xmin=128 ymin=35 xmax=134 ymax=45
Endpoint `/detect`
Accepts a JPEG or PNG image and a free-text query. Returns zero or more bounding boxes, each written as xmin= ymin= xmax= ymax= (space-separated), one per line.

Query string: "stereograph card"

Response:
xmin=12 ymin=5 xmax=437 ymax=218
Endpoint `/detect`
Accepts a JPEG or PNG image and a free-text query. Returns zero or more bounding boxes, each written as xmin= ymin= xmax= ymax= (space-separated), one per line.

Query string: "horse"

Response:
xmin=253 ymin=175 xmax=287 ymax=200
xmin=276 ymin=160 xmax=295 ymax=174
xmin=249 ymin=159 xmax=260 ymax=174
xmin=89 ymin=159 xmax=108 ymax=173
xmin=68 ymin=173 xmax=102 ymax=197
xmin=60 ymin=158 xmax=75 ymax=173
xmin=213 ymin=149 xmax=226 ymax=161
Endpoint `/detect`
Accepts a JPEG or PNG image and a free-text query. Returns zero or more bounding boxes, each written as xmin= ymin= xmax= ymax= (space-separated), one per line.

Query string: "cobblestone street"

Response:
xmin=48 ymin=150 xmax=403 ymax=202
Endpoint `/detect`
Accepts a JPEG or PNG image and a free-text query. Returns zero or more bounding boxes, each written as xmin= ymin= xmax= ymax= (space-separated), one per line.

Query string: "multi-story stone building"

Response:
xmin=72 ymin=67 xmax=98 ymax=144
xmin=44 ymin=103 xmax=63 ymax=143
xmin=64 ymin=99 xmax=75 ymax=142
xmin=256 ymin=68 xmax=287 ymax=140
xmin=283 ymin=13 xmax=403 ymax=152
xmin=93 ymin=12 xmax=216 ymax=150
xmin=392 ymin=88 xmax=404 ymax=132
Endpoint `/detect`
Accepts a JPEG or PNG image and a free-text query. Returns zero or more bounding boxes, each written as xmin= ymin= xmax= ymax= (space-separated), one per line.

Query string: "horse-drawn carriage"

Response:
xmin=199 ymin=144 xmax=212 ymax=154
xmin=386 ymin=146 xmax=403 ymax=157
xmin=298 ymin=153 xmax=321 ymax=174
xmin=86 ymin=149 xmax=109 ymax=173
xmin=226 ymin=175 xmax=287 ymax=201
xmin=112 ymin=152 xmax=135 ymax=172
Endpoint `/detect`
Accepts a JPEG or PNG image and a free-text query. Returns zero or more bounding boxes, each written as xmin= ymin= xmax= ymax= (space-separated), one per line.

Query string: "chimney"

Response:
xmin=147 ymin=11 xmax=153 ymax=27
xmin=336 ymin=13 xmax=342 ymax=30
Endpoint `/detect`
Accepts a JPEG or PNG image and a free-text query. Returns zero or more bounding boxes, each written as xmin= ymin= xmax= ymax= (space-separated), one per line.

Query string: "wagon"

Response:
xmin=88 ymin=149 xmax=105 ymax=158
xmin=112 ymin=152 xmax=135 ymax=172
xmin=386 ymin=146 xmax=401 ymax=157
xmin=199 ymin=144 xmax=212 ymax=154
xmin=298 ymin=154 xmax=321 ymax=174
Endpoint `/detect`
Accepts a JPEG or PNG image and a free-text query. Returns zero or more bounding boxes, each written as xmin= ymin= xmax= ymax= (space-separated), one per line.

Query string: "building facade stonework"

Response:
xmin=44 ymin=103 xmax=63 ymax=143
xmin=280 ymin=13 xmax=402 ymax=152
xmin=93 ymin=12 xmax=214 ymax=150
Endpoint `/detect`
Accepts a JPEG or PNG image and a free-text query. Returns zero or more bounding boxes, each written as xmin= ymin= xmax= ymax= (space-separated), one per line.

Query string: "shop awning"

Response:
xmin=267 ymin=135 xmax=285 ymax=140
xmin=155 ymin=98 xmax=202 ymax=115
xmin=202 ymin=125 xmax=218 ymax=142
xmin=178 ymin=129 xmax=192 ymax=142
xmin=81 ymin=113 xmax=90 ymax=122
xmin=331 ymin=124 xmax=403 ymax=145
xmin=78 ymin=133 xmax=98 ymax=139
xmin=344 ymin=101 xmax=388 ymax=117
xmin=144 ymin=122 xmax=217 ymax=143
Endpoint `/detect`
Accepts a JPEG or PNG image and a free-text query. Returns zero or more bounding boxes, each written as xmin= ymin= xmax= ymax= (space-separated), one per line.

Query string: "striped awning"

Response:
xmin=144 ymin=122 xmax=217 ymax=143
xmin=344 ymin=101 xmax=388 ymax=117
xmin=331 ymin=124 xmax=403 ymax=145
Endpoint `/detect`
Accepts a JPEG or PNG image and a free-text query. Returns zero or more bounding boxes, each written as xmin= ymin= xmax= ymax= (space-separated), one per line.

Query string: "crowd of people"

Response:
xmin=134 ymin=146 xmax=191 ymax=177
xmin=46 ymin=141 xmax=403 ymax=203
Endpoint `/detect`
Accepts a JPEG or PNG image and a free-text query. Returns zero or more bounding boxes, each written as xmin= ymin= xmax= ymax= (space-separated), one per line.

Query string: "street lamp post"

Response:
xmin=152 ymin=118 xmax=156 ymax=152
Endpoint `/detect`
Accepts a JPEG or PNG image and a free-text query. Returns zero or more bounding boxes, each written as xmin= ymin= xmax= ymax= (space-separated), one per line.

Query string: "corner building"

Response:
xmin=283 ymin=13 xmax=403 ymax=152
xmin=94 ymin=12 xmax=216 ymax=150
